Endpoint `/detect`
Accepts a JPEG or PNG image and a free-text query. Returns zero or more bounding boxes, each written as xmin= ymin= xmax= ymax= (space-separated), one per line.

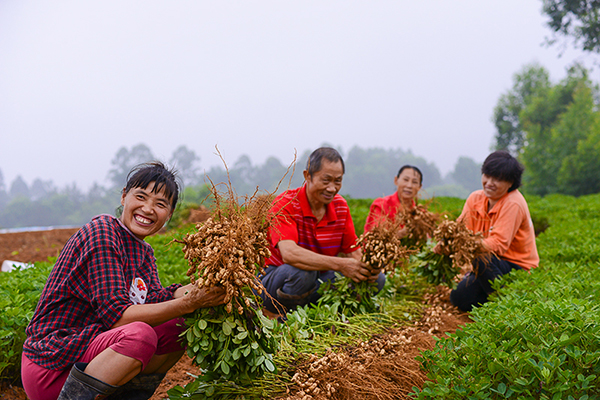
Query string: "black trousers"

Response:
xmin=450 ymin=255 xmax=522 ymax=312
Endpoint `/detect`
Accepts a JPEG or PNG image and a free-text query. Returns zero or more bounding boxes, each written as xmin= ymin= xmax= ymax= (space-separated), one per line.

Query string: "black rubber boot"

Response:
xmin=57 ymin=363 xmax=119 ymax=400
xmin=105 ymin=373 xmax=166 ymax=400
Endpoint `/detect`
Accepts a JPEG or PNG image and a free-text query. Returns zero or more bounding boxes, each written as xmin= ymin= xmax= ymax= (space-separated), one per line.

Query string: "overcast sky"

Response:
xmin=0 ymin=1 xmax=593 ymax=192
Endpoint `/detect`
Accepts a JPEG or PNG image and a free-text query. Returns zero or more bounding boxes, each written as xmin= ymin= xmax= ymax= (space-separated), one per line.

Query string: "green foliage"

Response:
xmin=492 ymin=62 xmax=600 ymax=197
xmin=145 ymin=229 xmax=191 ymax=287
xmin=163 ymin=184 xmax=214 ymax=231
xmin=171 ymin=305 xmax=278 ymax=396
xmin=558 ymin=118 xmax=600 ymax=196
xmin=412 ymin=265 xmax=600 ymax=399
xmin=167 ymin=268 xmax=428 ymax=400
xmin=410 ymin=193 xmax=600 ymax=399
xmin=426 ymin=196 xmax=465 ymax=220
xmin=0 ymin=261 xmax=54 ymax=381
xmin=181 ymin=184 xmax=213 ymax=207
xmin=413 ymin=242 xmax=460 ymax=289
xmin=531 ymin=194 xmax=600 ymax=264
xmin=542 ymin=0 xmax=600 ymax=53
xmin=519 ymin=64 xmax=600 ymax=196
xmin=344 ymin=197 xmax=373 ymax=235
xmin=167 ymin=376 xmax=285 ymax=400
xmin=166 ymin=244 xmax=430 ymax=399
xmin=318 ymin=273 xmax=381 ymax=317
xmin=5 ymin=195 xmax=600 ymax=400
xmin=203 ymin=154 xmax=294 ymax=200
xmin=447 ymin=157 xmax=482 ymax=193
xmin=0 ymin=187 xmax=118 ymax=229
xmin=274 ymin=269 xmax=428 ymax=356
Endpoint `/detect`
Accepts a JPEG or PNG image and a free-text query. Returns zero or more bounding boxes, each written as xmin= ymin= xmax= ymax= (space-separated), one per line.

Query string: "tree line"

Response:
xmin=3 ymin=57 xmax=600 ymax=229
xmin=490 ymin=0 xmax=600 ymax=196
xmin=492 ymin=63 xmax=600 ymax=196
xmin=0 ymin=144 xmax=482 ymax=229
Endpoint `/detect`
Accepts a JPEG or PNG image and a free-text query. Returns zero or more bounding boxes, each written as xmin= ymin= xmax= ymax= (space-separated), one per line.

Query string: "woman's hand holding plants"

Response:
xmin=396 ymin=226 xmax=408 ymax=239
xmin=181 ymin=286 xmax=226 ymax=313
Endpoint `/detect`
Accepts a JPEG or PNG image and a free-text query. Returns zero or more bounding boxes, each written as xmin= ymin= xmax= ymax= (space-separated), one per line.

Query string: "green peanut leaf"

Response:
xmin=220 ymin=361 xmax=230 ymax=375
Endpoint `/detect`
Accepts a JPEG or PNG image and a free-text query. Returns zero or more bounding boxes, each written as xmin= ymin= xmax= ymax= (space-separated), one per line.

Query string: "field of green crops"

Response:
xmin=1 ymin=194 xmax=599 ymax=399
xmin=414 ymin=194 xmax=600 ymax=399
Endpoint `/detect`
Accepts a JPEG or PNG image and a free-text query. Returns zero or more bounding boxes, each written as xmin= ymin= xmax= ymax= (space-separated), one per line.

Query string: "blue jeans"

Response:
xmin=259 ymin=264 xmax=386 ymax=313
xmin=450 ymin=255 xmax=522 ymax=312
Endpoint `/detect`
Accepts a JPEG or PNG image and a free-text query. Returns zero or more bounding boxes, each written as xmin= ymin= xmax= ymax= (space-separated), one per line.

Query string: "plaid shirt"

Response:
xmin=266 ymin=185 xmax=358 ymax=266
xmin=23 ymin=214 xmax=181 ymax=370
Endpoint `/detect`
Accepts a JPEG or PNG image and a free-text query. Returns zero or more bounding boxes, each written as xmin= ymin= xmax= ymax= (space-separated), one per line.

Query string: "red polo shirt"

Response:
xmin=266 ymin=185 xmax=358 ymax=266
xmin=364 ymin=193 xmax=415 ymax=232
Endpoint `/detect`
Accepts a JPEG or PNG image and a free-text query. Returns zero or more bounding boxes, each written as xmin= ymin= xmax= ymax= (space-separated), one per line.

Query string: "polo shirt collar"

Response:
xmin=477 ymin=191 xmax=510 ymax=216
xmin=299 ymin=184 xmax=338 ymax=223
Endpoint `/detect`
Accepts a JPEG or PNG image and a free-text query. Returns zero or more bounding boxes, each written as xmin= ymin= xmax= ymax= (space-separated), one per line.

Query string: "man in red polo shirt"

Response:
xmin=260 ymin=147 xmax=385 ymax=315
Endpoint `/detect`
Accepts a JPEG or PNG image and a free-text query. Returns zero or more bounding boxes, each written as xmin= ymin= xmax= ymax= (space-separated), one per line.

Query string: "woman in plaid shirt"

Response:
xmin=21 ymin=162 xmax=225 ymax=400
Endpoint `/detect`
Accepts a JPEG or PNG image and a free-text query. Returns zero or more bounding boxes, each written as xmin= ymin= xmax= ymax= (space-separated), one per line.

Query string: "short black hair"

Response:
xmin=306 ymin=147 xmax=345 ymax=177
xmin=396 ymin=165 xmax=423 ymax=185
xmin=124 ymin=161 xmax=181 ymax=209
xmin=481 ymin=150 xmax=524 ymax=192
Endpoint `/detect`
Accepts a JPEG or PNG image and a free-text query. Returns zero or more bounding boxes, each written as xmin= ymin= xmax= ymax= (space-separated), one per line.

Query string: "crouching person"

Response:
xmin=450 ymin=151 xmax=539 ymax=312
xmin=21 ymin=162 xmax=225 ymax=400
xmin=259 ymin=147 xmax=384 ymax=317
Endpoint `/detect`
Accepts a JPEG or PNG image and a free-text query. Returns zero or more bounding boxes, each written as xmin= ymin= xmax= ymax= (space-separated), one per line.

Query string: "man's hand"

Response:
xmin=338 ymin=258 xmax=372 ymax=283
xmin=367 ymin=267 xmax=383 ymax=282
xmin=181 ymin=286 xmax=227 ymax=314
xmin=459 ymin=263 xmax=472 ymax=275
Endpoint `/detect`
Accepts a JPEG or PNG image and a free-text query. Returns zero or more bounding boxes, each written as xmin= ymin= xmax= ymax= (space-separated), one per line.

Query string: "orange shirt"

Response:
xmin=459 ymin=189 xmax=539 ymax=270
xmin=364 ymin=193 xmax=414 ymax=232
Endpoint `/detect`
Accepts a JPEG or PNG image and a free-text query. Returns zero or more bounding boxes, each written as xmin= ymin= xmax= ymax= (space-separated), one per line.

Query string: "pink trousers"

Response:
xmin=21 ymin=318 xmax=185 ymax=400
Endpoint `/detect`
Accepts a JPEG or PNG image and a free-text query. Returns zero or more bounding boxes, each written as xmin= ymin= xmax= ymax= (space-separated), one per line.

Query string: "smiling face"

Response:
xmin=394 ymin=168 xmax=422 ymax=205
xmin=481 ymin=174 xmax=512 ymax=205
xmin=303 ymin=159 xmax=344 ymax=211
xmin=120 ymin=182 xmax=173 ymax=240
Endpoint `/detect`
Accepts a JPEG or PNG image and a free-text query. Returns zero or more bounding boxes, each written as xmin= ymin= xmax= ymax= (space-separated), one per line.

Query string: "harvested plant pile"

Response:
xmin=319 ymin=218 xmax=413 ymax=316
xmin=397 ymin=204 xmax=439 ymax=249
xmin=356 ymin=217 xmax=414 ymax=276
xmin=180 ymin=199 xmax=271 ymax=313
xmin=282 ymin=329 xmax=433 ymax=400
xmin=432 ymin=219 xmax=490 ymax=271
xmin=169 ymin=178 xmax=280 ymax=395
xmin=414 ymin=219 xmax=490 ymax=288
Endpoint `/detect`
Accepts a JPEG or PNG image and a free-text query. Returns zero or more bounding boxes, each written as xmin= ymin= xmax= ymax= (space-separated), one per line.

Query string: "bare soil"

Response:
xmin=0 ymin=227 xmax=471 ymax=400
xmin=0 ymin=227 xmax=80 ymax=267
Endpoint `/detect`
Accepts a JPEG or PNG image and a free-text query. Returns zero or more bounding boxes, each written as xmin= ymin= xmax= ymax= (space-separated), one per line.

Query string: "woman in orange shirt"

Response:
xmin=450 ymin=151 xmax=539 ymax=311
xmin=364 ymin=165 xmax=423 ymax=233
